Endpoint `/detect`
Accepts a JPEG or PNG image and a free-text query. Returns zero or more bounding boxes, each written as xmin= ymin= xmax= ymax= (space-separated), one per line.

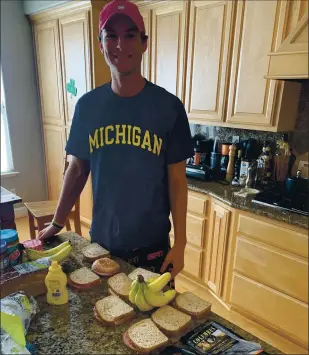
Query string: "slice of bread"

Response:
xmin=151 ymin=305 xmax=191 ymax=337
xmin=174 ymin=291 xmax=211 ymax=319
xmin=95 ymin=295 xmax=135 ymax=326
xmin=82 ymin=243 xmax=110 ymax=262
xmin=69 ymin=267 xmax=100 ymax=289
xmin=91 ymin=258 xmax=120 ymax=276
xmin=125 ymin=319 xmax=168 ymax=353
xmin=107 ymin=273 xmax=131 ymax=300
xmin=128 ymin=268 xmax=160 ymax=282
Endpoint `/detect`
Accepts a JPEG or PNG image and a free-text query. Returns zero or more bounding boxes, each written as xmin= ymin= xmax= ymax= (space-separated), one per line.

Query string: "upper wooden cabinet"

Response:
xmin=226 ymin=0 xmax=301 ymax=131
xmin=266 ymin=0 xmax=308 ymax=79
xmin=185 ymin=0 xmax=234 ymax=123
xmin=59 ymin=11 xmax=91 ymax=127
xmin=34 ymin=20 xmax=64 ymax=126
xmin=151 ymin=1 xmax=188 ymax=100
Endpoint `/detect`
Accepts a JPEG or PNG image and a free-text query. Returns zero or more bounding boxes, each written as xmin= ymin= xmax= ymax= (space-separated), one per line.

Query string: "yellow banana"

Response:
xmin=26 ymin=241 xmax=71 ymax=260
xmin=147 ymin=272 xmax=171 ymax=293
xmin=146 ymin=276 xmax=159 ymax=285
xmin=129 ymin=280 xmax=139 ymax=304
xmin=144 ymin=285 xmax=176 ymax=307
xmin=135 ymin=283 xmax=154 ymax=311
xmin=49 ymin=245 xmax=72 ymax=263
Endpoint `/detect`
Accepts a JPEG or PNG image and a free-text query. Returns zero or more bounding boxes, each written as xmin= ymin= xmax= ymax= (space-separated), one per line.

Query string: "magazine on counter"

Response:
xmin=181 ymin=320 xmax=265 ymax=355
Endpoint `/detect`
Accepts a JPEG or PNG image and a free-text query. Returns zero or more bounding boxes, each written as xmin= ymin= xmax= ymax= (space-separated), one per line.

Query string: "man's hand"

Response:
xmin=38 ymin=224 xmax=60 ymax=240
xmin=160 ymin=243 xmax=186 ymax=279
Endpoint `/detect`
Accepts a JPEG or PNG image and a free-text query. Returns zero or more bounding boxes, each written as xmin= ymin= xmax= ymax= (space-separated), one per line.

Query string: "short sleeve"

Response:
xmin=166 ymin=99 xmax=194 ymax=165
xmin=65 ymin=99 xmax=90 ymax=161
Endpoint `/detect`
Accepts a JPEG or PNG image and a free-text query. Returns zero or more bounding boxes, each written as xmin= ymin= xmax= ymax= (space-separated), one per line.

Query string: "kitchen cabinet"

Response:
xmin=30 ymin=1 xmax=110 ymax=228
xmin=43 ymin=125 xmax=66 ymax=201
xmin=204 ymin=202 xmax=230 ymax=297
xmin=185 ymin=0 xmax=234 ymax=123
xmin=34 ymin=20 xmax=64 ymax=126
xmin=229 ymin=212 xmax=308 ymax=348
xmin=176 ymin=189 xmax=308 ymax=351
xmin=151 ymin=1 xmax=188 ymax=100
xmin=59 ymin=10 xmax=91 ymax=127
xmin=226 ymin=0 xmax=301 ymax=131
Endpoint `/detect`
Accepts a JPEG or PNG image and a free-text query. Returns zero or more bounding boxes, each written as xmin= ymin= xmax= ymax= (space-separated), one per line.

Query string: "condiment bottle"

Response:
xmin=194 ymin=141 xmax=201 ymax=165
xmin=45 ymin=261 xmax=68 ymax=305
xmin=226 ymin=145 xmax=236 ymax=182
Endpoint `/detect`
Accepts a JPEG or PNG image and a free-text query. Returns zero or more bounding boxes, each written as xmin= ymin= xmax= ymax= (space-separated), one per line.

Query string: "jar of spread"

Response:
xmin=0 ymin=229 xmax=21 ymax=266
xmin=0 ymin=241 xmax=9 ymax=271
xmin=23 ymin=239 xmax=43 ymax=251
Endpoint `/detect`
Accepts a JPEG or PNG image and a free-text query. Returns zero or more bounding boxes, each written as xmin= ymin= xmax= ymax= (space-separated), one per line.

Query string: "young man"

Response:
xmin=38 ymin=0 xmax=193 ymax=280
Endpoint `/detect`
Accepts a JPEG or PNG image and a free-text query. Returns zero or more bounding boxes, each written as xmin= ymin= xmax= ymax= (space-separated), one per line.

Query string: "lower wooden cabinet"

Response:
xmin=43 ymin=125 xmax=66 ymax=201
xmin=170 ymin=236 xmax=202 ymax=279
xmin=204 ymin=202 xmax=230 ymax=297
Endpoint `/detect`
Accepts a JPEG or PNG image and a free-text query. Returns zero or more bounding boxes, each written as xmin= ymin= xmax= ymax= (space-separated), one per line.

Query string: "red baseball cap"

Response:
xmin=99 ymin=0 xmax=145 ymax=35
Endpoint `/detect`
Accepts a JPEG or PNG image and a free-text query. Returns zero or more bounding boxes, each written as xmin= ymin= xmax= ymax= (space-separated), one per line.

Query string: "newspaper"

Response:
xmin=181 ymin=320 xmax=264 ymax=355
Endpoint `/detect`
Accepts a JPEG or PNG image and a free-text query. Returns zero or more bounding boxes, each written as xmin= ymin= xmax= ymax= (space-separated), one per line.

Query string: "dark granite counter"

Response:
xmin=27 ymin=232 xmax=282 ymax=354
xmin=187 ymin=178 xmax=308 ymax=230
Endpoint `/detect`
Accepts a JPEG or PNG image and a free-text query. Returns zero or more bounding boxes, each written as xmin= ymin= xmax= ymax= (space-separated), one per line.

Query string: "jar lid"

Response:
xmin=23 ymin=239 xmax=42 ymax=249
xmin=0 ymin=229 xmax=18 ymax=244
xmin=0 ymin=240 xmax=7 ymax=254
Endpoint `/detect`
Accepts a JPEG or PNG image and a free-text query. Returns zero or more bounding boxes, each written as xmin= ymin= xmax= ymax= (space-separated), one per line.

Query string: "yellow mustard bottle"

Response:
xmin=45 ymin=260 xmax=68 ymax=305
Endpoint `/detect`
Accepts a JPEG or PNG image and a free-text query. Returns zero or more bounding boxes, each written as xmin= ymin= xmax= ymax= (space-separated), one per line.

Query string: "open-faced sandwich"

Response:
xmin=107 ymin=272 xmax=132 ymax=301
xmin=151 ymin=305 xmax=192 ymax=338
xmin=82 ymin=243 xmax=110 ymax=262
xmin=91 ymin=258 xmax=120 ymax=277
xmin=68 ymin=267 xmax=101 ymax=290
xmin=174 ymin=291 xmax=211 ymax=319
xmin=94 ymin=295 xmax=135 ymax=326
xmin=123 ymin=318 xmax=169 ymax=354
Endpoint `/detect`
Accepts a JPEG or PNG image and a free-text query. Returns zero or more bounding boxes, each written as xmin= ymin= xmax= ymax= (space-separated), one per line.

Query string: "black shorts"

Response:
xmin=111 ymin=241 xmax=175 ymax=288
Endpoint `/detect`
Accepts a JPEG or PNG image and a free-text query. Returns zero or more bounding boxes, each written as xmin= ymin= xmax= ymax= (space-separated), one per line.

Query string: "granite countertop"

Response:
xmin=27 ymin=232 xmax=282 ymax=354
xmin=187 ymin=178 xmax=308 ymax=229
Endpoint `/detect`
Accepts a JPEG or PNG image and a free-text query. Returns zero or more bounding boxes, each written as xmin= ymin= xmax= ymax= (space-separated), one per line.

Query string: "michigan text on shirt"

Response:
xmin=89 ymin=124 xmax=163 ymax=156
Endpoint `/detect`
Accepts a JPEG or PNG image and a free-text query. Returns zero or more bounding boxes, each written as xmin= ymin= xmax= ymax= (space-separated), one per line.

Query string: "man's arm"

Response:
xmin=160 ymin=160 xmax=187 ymax=278
xmin=38 ymin=156 xmax=90 ymax=240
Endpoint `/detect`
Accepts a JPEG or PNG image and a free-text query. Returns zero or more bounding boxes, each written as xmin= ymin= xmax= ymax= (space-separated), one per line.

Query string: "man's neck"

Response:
xmin=111 ymin=71 xmax=146 ymax=97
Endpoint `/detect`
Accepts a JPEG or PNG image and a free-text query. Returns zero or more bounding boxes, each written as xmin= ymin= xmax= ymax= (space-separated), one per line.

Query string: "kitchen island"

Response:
xmin=27 ymin=232 xmax=281 ymax=354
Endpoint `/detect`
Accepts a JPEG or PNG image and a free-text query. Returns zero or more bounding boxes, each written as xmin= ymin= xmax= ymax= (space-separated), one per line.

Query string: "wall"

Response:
xmin=1 ymin=0 xmax=47 ymax=204
xmin=23 ymin=0 xmax=70 ymax=15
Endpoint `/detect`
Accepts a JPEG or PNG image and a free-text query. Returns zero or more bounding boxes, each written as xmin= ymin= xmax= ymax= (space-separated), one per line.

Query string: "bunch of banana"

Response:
xmin=129 ymin=273 xmax=176 ymax=311
xmin=26 ymin=241 xmax=72 ymax=263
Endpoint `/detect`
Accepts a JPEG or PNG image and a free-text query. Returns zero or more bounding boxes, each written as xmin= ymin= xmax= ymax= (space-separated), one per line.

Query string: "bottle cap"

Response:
xmin=49 ymin=260 xmax=61 ymax=271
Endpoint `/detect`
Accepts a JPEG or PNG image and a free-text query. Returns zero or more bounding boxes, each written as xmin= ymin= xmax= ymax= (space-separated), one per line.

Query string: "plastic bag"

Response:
xmin=0 ymin=292 xmax=38 ymax=350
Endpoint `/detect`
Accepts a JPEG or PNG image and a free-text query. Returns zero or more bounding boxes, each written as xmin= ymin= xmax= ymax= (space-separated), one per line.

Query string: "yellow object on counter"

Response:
xmin=45 ymin=261 xmax=68 ymax=305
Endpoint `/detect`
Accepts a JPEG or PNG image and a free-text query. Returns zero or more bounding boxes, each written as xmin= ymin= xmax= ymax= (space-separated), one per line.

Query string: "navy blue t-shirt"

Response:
xmin=66 ymin=80 xmax=193 ymax=251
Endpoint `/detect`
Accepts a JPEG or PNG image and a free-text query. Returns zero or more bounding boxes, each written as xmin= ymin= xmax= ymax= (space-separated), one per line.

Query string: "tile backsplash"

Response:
xmin=190 ymin=80 xmax=309 ymax=154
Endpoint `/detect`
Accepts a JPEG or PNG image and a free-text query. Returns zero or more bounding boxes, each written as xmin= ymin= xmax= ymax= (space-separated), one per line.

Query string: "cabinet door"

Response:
xmin=204 ymin=202 xmax=230 ymax=296
xmin=170 ymin=237 xmax=202 ymax=279
xmin=140 ymin=7 xmax=151 ymax=80
xmin=151 ymin=1 xmax=188 ymax=100
xmin=43 ymin=125 xmax=66 ymax=200
xmin=226 ymin=0 xmax=285 ymax=127
xmin=59 ymin=11 xmax=91 ymax=127
xmin=185 ymin=0 xmax=234 ymax=123
xmin=34 ymin=21 xmax=64 ymax=126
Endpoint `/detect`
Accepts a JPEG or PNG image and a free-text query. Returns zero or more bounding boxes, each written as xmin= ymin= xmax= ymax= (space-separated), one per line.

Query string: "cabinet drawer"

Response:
xmin=230 ymin=273 xmax=308 ymax=346
xmin=188 ymin=192 xmax=207 ymax=215
xmin=237 ymin=214 xmax=308 ymax=258
xmin=234 ymin=237 xmax=308 ymax=303
xmin=170 ymin=237 xmax=202 ymax=279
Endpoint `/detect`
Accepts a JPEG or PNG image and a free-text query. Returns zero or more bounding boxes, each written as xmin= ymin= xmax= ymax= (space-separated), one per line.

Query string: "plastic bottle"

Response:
xmin=45 ymin=261 xmax=68 ymax=305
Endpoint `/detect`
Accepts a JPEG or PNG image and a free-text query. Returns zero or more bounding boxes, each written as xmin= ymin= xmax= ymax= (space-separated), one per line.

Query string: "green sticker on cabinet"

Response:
xmin=66 ymin=79 xmax=77 ymax=96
